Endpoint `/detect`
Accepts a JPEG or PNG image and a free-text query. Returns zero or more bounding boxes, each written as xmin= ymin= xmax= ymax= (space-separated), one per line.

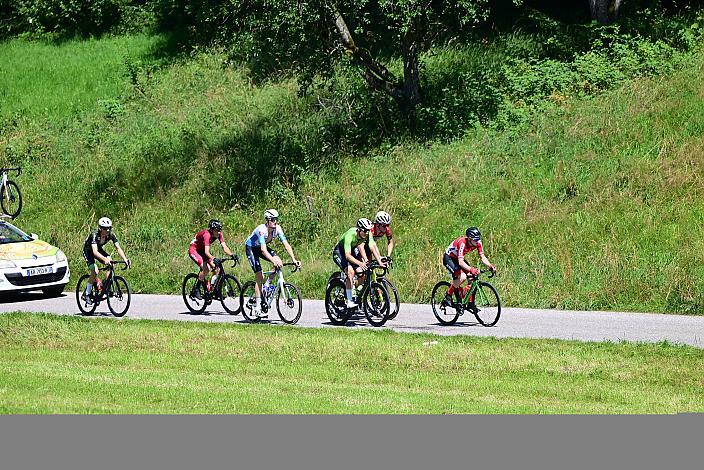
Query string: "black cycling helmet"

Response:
xmin=466 ymin=226 xmax=481 ymax=241
xmin=209 ymin=219 xmax=223 ymax=231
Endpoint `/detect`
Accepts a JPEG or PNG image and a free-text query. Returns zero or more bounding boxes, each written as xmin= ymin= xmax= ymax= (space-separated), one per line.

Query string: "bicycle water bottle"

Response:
xmin=211 ymin=274 xmax=218 ymax=285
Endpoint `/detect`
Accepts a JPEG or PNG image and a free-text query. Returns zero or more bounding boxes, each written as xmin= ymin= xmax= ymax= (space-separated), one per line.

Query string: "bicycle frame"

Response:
xmin=456 ymin=270 xmax=494 ymax=308
xmin=260 ymin=263 xmax=298 ymax=309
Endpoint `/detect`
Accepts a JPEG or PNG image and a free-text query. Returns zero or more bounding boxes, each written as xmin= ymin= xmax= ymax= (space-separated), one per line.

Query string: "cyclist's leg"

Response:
xmin=333 ymin=245 xmax=355 ymax=306
xmin=352 ymin=246 xmax=366 ymax=287
xmin=246 ymin=246 xmax=264 ymax=309
xmin=82 ymin=250 xmax=99 ymax=302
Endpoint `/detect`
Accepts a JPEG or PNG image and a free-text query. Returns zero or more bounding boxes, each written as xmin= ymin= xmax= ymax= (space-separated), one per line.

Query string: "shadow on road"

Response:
xmin=0 ymin=292 xmax=69 ymax=304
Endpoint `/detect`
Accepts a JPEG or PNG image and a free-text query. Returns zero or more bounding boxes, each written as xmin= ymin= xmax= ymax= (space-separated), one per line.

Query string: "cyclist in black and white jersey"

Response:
xmin=81 ymin=217 xmax=130 ymax=306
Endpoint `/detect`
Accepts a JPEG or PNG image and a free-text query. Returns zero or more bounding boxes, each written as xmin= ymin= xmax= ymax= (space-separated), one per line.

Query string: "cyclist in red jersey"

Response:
xmin=443 ymin=227 xmax=496 ymax=305
xmin=188 ymin=219 xmax=235 ymax=295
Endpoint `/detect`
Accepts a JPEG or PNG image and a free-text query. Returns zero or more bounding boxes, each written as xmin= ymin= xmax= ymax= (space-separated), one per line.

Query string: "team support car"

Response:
xmin=0 ymin=219 xmax=70 ymax=297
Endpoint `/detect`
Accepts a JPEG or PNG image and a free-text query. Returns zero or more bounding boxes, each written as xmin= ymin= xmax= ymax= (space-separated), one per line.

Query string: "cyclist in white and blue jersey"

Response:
xmin=245 ymin=209 xmax=301 ymax=314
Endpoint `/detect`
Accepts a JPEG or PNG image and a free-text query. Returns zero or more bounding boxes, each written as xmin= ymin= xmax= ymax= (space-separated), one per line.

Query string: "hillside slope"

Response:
xmin=1 ymin=36 xmax=703 ymax=313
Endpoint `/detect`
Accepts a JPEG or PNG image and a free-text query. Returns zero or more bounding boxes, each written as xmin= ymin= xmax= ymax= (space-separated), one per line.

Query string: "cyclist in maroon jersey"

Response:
xmin=443 ymin=227 xmax=496 ymax=306
xmin=356 ymin=210 xmax=395 ymax=267
xmin=188 ymin=219 xmax=235 ymax=296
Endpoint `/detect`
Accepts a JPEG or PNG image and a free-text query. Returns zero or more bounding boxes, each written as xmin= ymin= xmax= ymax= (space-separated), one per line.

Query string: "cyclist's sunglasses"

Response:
xmin=268 ymin=218 xmax=278 ymax=223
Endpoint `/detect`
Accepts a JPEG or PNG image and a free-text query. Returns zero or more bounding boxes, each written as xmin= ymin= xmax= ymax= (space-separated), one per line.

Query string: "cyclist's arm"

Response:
xmin=344 ymin=241 xmax=365 ymax=268
xmin=204 ymin=244 xmax=215 ymax=262
xmin=457 ymin=256 xmax=476 ymax=274
xmin=91 ymin=244 xmax=111 ymax=264
xmin=369 ymin=242 xmax=384 ymax=265
xmin=386 ymin=238 xmax=395 ymax=258
xmin=220 ymin=241 xmax=234 ymax=257
xmin=114 ymin=242 xmax=129 ymax=264
xmin=479 ymin=252 xmax=495 ymax=271
xmin=281 ymin=240 xmax=300 ymax=266
xmin=259 ymin=242 xmax=275 ymax=262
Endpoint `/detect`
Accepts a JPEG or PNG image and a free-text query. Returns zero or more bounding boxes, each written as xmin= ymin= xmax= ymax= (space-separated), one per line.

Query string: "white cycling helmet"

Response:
xmin=264 ymin=209 xmax=279 ymax=220
xmin=375 ymin=211 xmax=391 ymax=225
xmin=98 ymin=217 xmax=113 ymax=229
xmin=357 ymin=218 xmax=373 ymax=231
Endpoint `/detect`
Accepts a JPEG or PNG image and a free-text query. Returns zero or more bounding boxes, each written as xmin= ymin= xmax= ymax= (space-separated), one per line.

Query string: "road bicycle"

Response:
xmin=240 ymin=262 xmax=302 ymax=324
xmin=182 ymin=255 xmax=242 ymax=315
xmin=0 ymin=167 xmax=22 ymax=219
xmin=76 ymin=261 xmax=131 ymax=316
xmin=430 ymin=269 xmax=501 ymax=326
xmin=325 ymin=260 xmax=390 ymax=327
xmin=378 ymin=257 xmax=399 ymax=320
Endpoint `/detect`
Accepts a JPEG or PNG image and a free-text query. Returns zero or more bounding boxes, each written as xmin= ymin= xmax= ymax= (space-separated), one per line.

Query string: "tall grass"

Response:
xmin=1 ymin=30 xmax=703 ymax=313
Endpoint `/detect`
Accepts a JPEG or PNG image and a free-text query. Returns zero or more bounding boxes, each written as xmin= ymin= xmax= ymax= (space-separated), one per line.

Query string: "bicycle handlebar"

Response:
xmin=480 ymin=268 xmax=496 ymax=279
xmin=0 ymin=167 xmax=21 ymax=176
xmin=100 ymin=260 xmax=130 ymax=271
xmin=282 ymin=262 xmax=300 ymax=273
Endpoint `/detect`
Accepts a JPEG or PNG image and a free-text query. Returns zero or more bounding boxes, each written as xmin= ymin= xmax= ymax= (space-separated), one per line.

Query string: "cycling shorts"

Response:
xmin=246 ymin=245 xmax=277 ymax=273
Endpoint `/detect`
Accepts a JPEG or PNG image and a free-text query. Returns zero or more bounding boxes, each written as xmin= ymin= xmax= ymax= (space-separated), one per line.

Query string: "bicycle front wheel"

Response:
xmin=1 ymin=180 xmax=22 ymax=218
xmin=75 ymin=275 xmax=98 ymax=315
xmin=107 ymin=276 xmax=131 ymax=317
xmin=381 ymin=278 xmax=400 ymax=320
xmin=325 ymin=278 xmax=351 ymax=325
xmin=473 ymin=281 xmax=501 ymax=326
xmin=431 ymin=281 xmax=460 ymax=325
xmin=219 ymin=274 xmax=242 ymax=315
xmin=182 ymin=273 xmax=207 ymax=314
xmin=276 ymin=282 xmax=302 ymax=324
xmin=240 ymin=280 xmax=263 ymax=323
xmin=363 ymin=281 xmax=390 ymax=327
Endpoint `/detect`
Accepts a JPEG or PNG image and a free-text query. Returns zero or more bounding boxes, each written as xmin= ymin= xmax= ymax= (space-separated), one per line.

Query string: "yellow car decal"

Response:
xmin=0 ymin=241 xmax=59 ymax=260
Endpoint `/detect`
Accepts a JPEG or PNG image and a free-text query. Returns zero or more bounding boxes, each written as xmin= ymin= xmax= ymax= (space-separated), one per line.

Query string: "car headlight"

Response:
xmin=0 ymin=259 xmax=17 ymax=269
xmin=56 ymin=250 xmax=67 ymax=263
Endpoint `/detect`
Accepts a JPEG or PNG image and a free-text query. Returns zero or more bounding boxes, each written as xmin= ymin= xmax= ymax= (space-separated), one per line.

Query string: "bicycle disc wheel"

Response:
xmin=240 ymin=280 xmax=263 ymax=323
xmin=75 ymin=275 xmax=98 ymax=315
xmin=219 ymin=274 xmax=242 ymax=315
xmin=107 ymin=275 xmax=131 ymax=317
xmin=472 ymin=281 xmax=501 ymax=326
xmin=363 ymin=281 xmax=390 ymax=327
xmin=381 ymin=278 xmax=400 ymax=320
xmin=431 ymin=281 xmax=460 ymax=325
xmin=276 ymin=282 xmax=302 ymax=324
xmin=182 ymin=273 xmax=207 ymax=314
xmin=325 ymin=278 xmax=351 ymax=325
xmin=1 ymin=180 xmax=22 ymax=219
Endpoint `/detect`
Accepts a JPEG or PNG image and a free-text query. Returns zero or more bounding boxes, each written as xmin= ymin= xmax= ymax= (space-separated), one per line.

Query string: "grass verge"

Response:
xmin=1 ymin=313 xmax=702 ymax=414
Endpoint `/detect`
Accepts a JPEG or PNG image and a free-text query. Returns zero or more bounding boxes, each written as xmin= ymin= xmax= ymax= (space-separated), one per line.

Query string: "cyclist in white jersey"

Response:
xmin=244 ymin=209 xmax=301 ymax=315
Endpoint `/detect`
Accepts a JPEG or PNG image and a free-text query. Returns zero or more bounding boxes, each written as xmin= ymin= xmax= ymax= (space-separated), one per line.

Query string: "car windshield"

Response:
xmin=0 ymin=221 xmax=32 ymax=244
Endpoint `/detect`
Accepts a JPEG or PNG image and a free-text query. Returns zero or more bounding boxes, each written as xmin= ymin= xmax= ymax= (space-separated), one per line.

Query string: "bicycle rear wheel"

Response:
xmin=381 ymin=278 xmax=400 ymax=320
xmin=324 ymin=278 xmax=352 ymax=325
xmin=75 ymin=275 xmax=98 ymax=315
xmin=472 ymin=281 xmax=501 ymax=326
xmin=240 ymin=280 xmax=263 ymax=323
xmin=1 ymin=180 xmax=22 ymax=218
xmin=363 ymin=281 xmax=390 ymax=327
xmin=431 ymin=281 xmax=460 ymax=325
xmin=107 ymin=275 xmax=131 ymax=317
xmin=219 ymin=274 xmax=242 ymax=315
xmin=182 ymin=273 xmax=207 ymax=314
xmin=277 ymin=282 xmax=302 ymax=324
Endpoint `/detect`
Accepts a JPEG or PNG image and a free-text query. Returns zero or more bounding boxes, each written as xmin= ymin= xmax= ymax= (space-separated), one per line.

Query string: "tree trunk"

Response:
xmin=589 ymin=0 xmax=624 ymax=24
xmin=400 ymin=28 xmax=422 ymax=119
xmin=330 ymin=6 xmax=422 ymax=118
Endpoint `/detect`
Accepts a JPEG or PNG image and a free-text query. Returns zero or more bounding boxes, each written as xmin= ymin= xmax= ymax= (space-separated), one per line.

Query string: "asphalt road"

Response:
xmin=1 ymin=292 xmax=703 ymax=348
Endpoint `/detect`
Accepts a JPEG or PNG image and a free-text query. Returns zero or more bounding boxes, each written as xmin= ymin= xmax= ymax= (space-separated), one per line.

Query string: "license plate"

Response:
xmin=26 ymin=266 xmax=53 ymax=276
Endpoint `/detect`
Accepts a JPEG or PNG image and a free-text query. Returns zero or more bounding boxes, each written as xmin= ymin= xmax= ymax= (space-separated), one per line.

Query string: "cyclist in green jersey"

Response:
xmin=332 ymin=218 xmax=387 ymax=308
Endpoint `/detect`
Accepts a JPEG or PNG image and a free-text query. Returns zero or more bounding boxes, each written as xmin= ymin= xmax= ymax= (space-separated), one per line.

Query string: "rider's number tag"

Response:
xmin=26 ymin=266 xmax=53 ymax=276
